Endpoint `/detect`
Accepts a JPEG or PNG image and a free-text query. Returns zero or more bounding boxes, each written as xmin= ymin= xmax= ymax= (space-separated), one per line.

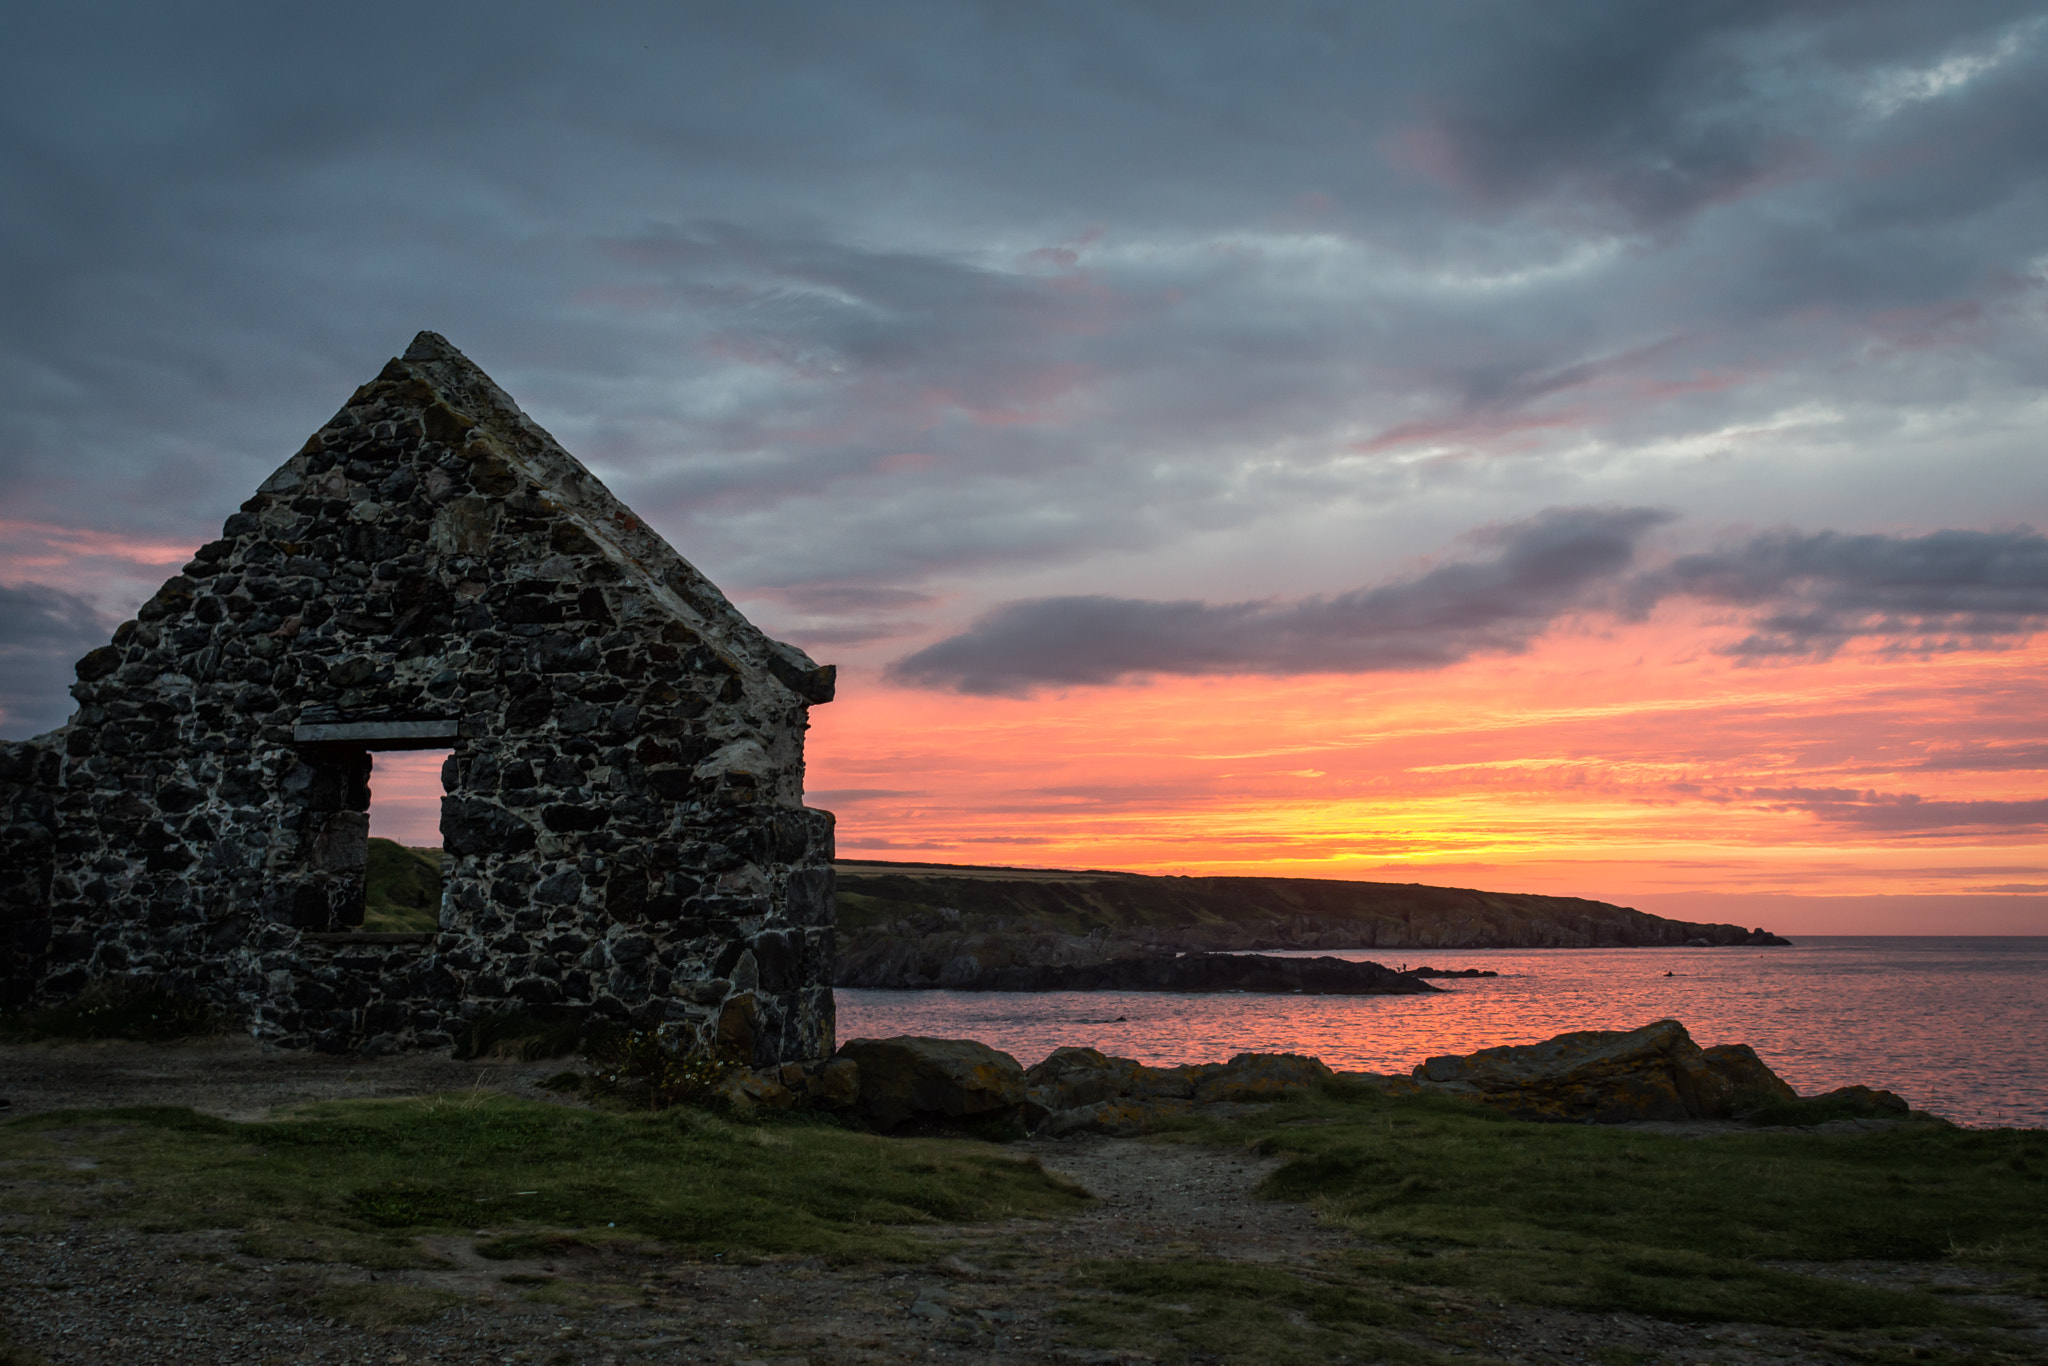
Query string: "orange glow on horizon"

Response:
xmin=802 ymin=609 xmax=2048 ymax=926
xmin=342 ymin=605 xmax=2048 ymax=934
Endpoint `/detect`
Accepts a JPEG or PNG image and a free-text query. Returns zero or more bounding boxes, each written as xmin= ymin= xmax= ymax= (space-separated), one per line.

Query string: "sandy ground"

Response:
xmin=2 ymin=1038 xmax=2042 ymax=1365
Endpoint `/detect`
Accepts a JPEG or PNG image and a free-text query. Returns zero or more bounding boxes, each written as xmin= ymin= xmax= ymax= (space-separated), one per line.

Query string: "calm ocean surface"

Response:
xmin=835 ymin=937 xmax=2047 ymax=1129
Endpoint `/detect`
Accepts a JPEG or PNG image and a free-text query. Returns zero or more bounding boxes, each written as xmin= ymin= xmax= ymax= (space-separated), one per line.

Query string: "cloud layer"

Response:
xmin=0 ymin=581 xmax=113 ymax=736
xmin=1656 ymin=527 xmax=2048 ymax=657
xmin=891 ymin=507 xmax=1672 ymax=693
xmin=893 ymin=517 xmax=2048 ymax=694
xmin=1 ymin=2 xmax=2044 ymax=659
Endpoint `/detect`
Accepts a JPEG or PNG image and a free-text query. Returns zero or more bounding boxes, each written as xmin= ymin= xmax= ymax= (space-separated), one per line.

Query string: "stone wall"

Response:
xmin=1 ymin=332 xmax=838 ymax=1059
xmin=0 ymin=737 xmax=61 ymax=1009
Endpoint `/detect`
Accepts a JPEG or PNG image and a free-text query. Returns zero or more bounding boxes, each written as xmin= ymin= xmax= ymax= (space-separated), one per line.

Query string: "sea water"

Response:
xmin=835 ymin=936 xmax=2047 ymax=1129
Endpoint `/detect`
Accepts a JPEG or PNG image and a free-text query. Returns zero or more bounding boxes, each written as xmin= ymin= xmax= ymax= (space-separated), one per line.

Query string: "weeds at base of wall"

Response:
xmin=578 ymin=1025 xmax=745 ymax=1110
xmin=0 ymin=983 xmax=226 ymax=1044
xmin=449 ymin=1010 xmax=585 ymax=1062
xmin=450 ymin=1012 xmax=746 ymax=1111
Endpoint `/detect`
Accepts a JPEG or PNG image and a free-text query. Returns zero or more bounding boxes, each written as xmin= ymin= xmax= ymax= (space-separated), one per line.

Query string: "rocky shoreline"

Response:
xmin=878 ymin=950 xmax=1444 ymax=995
xmin=717 ymin=1018 xmax=1918 ymax=1137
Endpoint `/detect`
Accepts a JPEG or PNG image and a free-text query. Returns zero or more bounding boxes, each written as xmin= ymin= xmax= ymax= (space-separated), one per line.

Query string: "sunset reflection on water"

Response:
xmin=836 ymin=937 xmax=2047 ymax=1129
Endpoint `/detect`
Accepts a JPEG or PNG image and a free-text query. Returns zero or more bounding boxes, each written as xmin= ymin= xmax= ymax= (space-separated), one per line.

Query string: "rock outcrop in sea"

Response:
xmin=901 ymin=951 xmax=1440 ymax=995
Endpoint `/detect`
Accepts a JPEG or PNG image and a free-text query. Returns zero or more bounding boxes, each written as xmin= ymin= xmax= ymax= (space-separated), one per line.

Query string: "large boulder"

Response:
xmin=1801 ymin=1084 xmax=1912 ymax=1118
xmin=1024 ymin=1046 xmax=1193 ymax=1116
xmin=1186 ymin=1052 xmax=1334 ymax=1104
xmin=1701 ymin=1043 xmax=1798 ymax=1111
xmin=1412 ymin=1019 xmax=1797 ymax=1123
xmin=1037 ymin=1097 xmax=1185 ymax=1137
xmin=836 ymin=1036 xmax=1025 ymax=1132
xmin=1022 ymin=1047 xmax=1334 ymax=1134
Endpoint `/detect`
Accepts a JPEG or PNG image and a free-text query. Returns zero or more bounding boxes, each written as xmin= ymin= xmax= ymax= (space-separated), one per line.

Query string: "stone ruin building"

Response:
xmin=0 ymin=332 xmax=839 ymax=1059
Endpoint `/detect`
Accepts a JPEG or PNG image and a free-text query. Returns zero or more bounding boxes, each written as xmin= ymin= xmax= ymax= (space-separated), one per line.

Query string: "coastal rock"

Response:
xmin=1023 ymin=1045 xmax=1192 ymax=1119
xmin=1701 ymin=1043 xmax=1798 ymax=1111
xmin=711 ymin=1068 xmax=795 ymax=1114
xmin=1412 ymin=1019 xmax=1799 ymax=1123
xmin=1037 ymin=1097 xmax=1189 ymax=1137
xmin=942 ymin=952 xmax=1440 ymax=995
xmin=1187 ymin=1052 xmax=1335 ymax=1103
xmin=836 ymin=1035 xmax=1025 ymax=1132
xmin=1023 ymin=1047 xmax=1333 ymax=1134
xmin=1807 ymin=1084 xmax=1911 ymax=1117
xmin=706 ymin=1055 xmax=860 ymax=1115
xmin=780 ymin=1056 xmax=860 ymax=1109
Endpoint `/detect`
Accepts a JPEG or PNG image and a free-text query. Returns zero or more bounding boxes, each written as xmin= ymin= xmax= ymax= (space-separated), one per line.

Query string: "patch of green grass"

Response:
xmin=1170 ymin=1086 xmax=2045 ymax=1331
xmin=0 ymin=983 xmax=224 ymax=1043
xmin=362 ymin=837 xmax=441 ymax=932
xmin=0 ymin=1095 xmax=1089 ymax=1266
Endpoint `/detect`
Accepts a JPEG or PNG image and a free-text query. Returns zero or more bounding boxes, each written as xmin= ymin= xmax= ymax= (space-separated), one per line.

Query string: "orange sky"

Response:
xmin=351 ymin=603 xmax=2048 ymax=935
xmin=799 ymin=607 xmax=2048 ymax=934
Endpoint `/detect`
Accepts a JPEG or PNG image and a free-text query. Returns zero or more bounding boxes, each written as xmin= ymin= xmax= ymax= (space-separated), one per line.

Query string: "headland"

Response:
xmin=836 ymin=859 xmax=1789 ymax=990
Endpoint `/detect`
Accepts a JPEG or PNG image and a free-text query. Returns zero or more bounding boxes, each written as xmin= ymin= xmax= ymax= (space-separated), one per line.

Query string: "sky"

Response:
xmin=3 ymin=1 xmax=2046 ymax=933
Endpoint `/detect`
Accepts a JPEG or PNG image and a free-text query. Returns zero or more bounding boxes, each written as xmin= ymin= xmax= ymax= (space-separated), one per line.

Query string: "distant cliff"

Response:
xmin=834 ymin=861 xmax=1788 ymax=989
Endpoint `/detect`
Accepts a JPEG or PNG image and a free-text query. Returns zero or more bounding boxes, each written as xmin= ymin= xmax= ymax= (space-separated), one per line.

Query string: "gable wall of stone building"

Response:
xmin=14 ymin=333 xmax=838 ymax=1059
xmin=1 ymin=736 xmax=63 ymax=1009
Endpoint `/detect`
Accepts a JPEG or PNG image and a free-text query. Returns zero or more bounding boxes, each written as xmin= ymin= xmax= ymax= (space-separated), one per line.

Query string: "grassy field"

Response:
xmin=0 ymin=1096 xmax=1087 ymax=1268
xmin=3 ymin=1074 xmax=2042 ymax=1362
xmin=1056 ymin=1086 xmax=2047 ymax=1364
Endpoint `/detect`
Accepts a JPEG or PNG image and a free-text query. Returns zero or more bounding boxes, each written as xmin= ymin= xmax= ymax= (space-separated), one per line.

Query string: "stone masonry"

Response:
xmin=0 ymin=332 xmax=838 ymax=1058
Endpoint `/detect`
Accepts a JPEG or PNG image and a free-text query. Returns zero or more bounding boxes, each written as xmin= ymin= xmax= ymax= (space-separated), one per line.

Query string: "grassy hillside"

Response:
xmin=363 ymin=839 xmax=442 ymax=932
xmin=834 ymin=860 xmax=1785 ymax=987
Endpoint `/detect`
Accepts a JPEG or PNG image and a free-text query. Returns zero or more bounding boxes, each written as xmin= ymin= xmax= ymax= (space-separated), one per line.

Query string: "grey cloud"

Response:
xmin=1 ymin=0 xmax=2045 ymax=702
xmin=755 ymin=586 xmax=939 ymax=616
xmin=1398 ymin=0 xmax=1828 ymax=226
xmin=890 ymin=507 xmax=1671 ymax=695
xmin=893 ymin=517 xmax=2048 ymax=693
xmin=1400 ymin=2 xmax=2045 ymax=228
xmin=0 ymin=581 xmax=111 ymax=739
xmin=1650 ymin=526 xmax=2048 ymax=657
